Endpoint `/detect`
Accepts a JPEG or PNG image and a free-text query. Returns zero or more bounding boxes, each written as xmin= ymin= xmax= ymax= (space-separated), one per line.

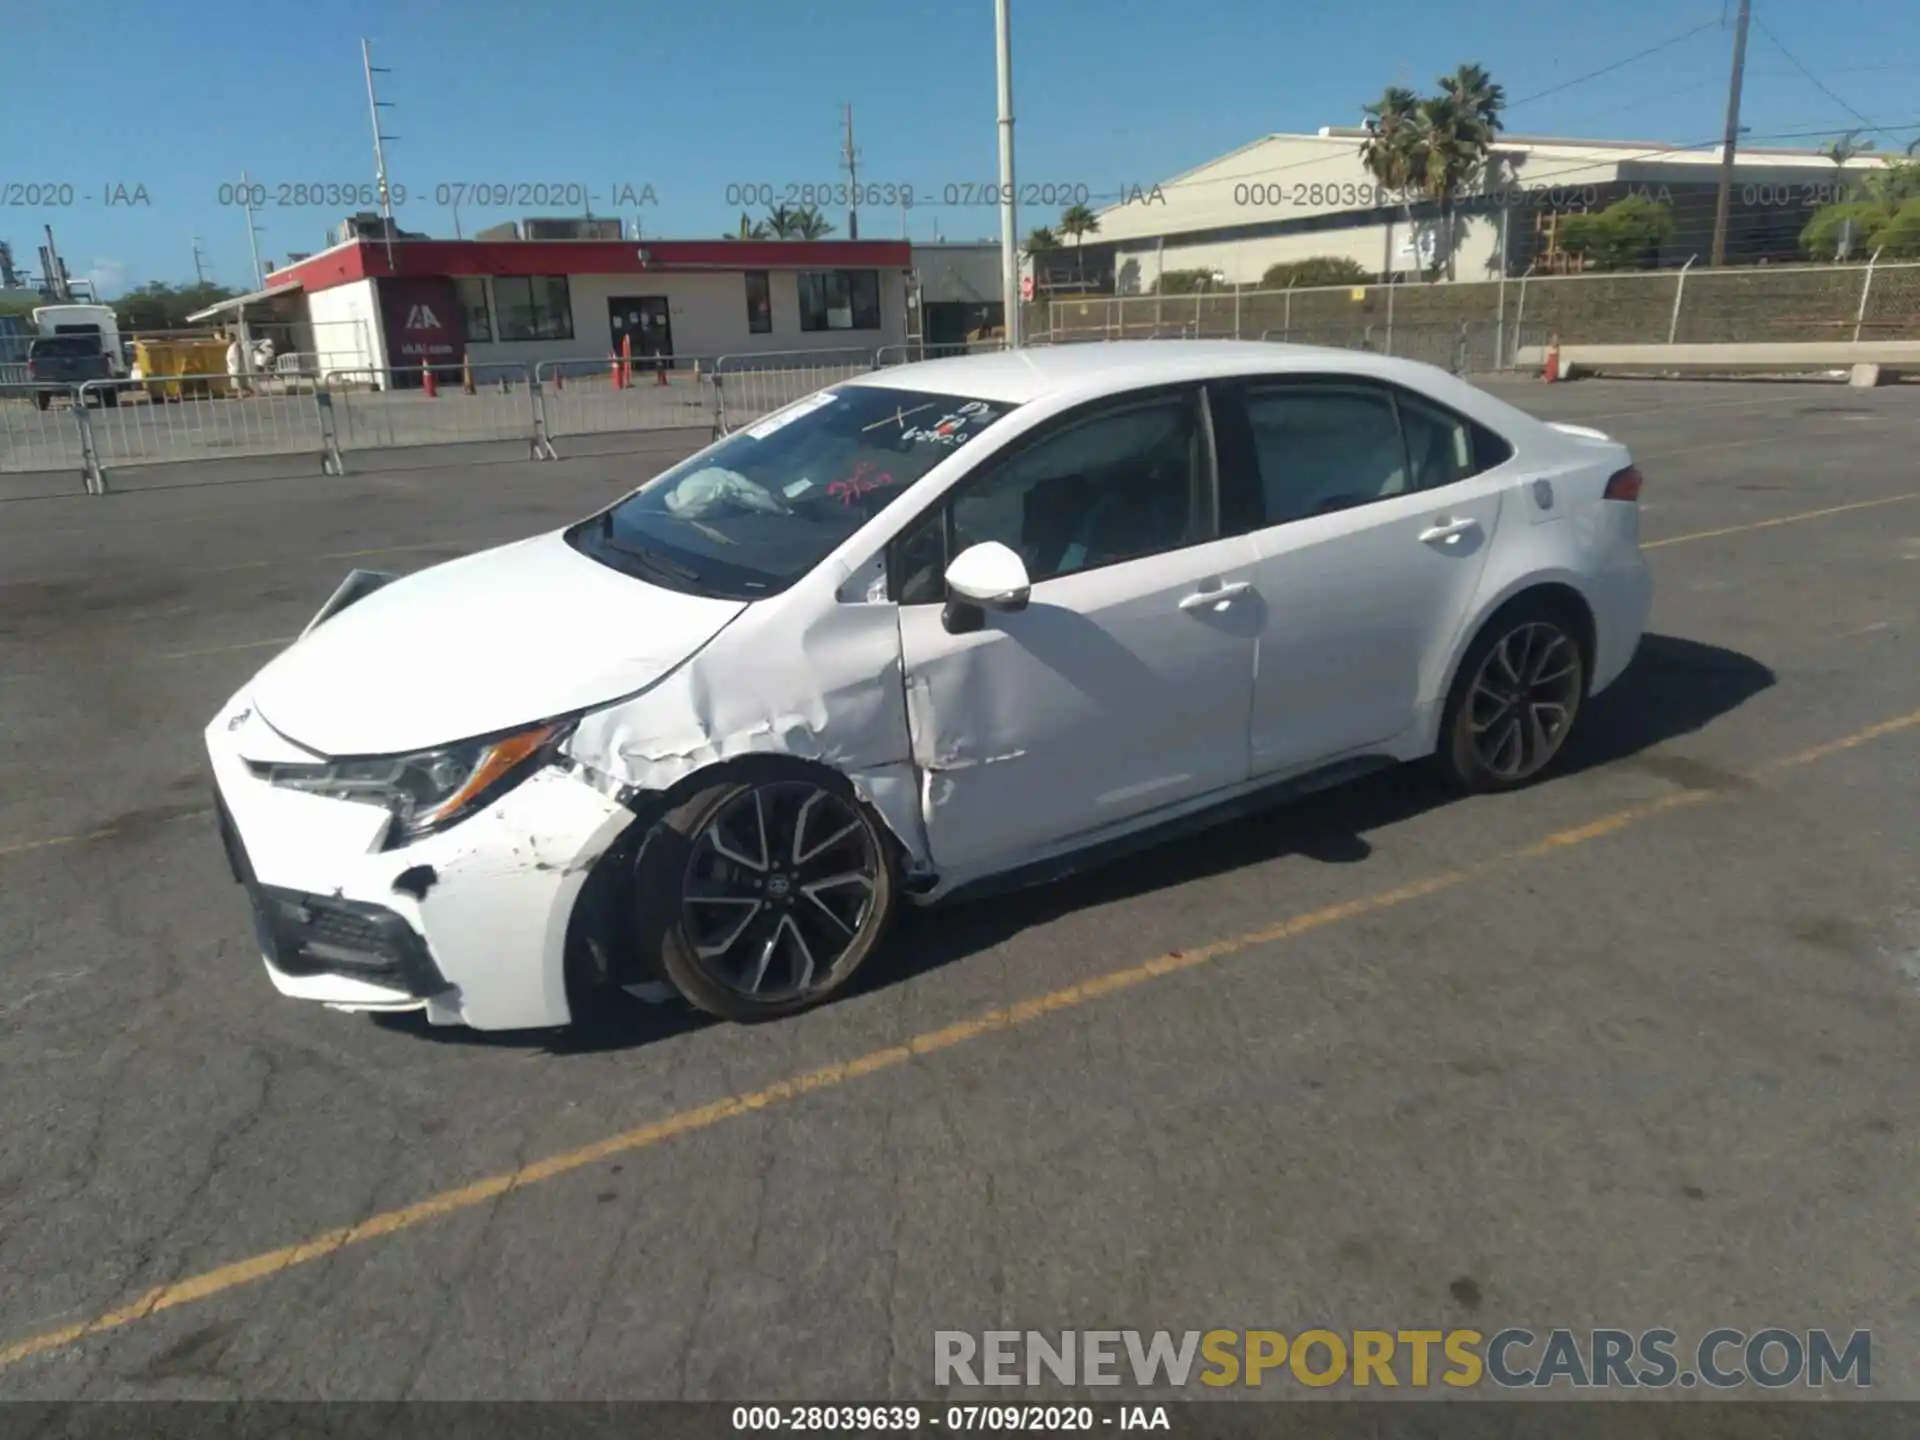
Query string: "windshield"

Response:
xmin=568 ymin=384 xmax=1017 ymax=599
xmin=31 ymin=336 xmax=101 ymax=357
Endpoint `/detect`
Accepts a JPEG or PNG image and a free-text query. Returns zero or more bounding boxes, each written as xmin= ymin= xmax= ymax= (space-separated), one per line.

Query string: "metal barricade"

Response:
xmin=712 ymin=347 xmax=878 ymax=433
xmin=79 ymin=374 xmax=328 ymax=487
xmin=325 ymin=364 xmax=537 ymax=454
xmin=534 ymin=354 xmax=717 ymax=447
xmin=874 ymin=339 xmax=1010 ymax=367
xmin=0 ymin=381 xmax=90 ymax=480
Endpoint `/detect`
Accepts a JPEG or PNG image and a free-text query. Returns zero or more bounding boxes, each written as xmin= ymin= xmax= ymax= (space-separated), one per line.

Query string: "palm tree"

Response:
xmin=790 ymin=206 xmax=836 ymax=240
xmin=1360 ymin=86 xmax=1420 ymax=278
xmin=1407 ymin=92 xmax=1490 ymax=280
xmin=761 ymin=205 xmax=834 ymax=240
xmin=1425 ymin=65 xmax=1505 ymax=280
xmin=1024 ymin=225 xmax=1060 ymax=290
xmin=1438 ymin=62 xmax=1506 ymax=141
xmin=1058 ymin=204 xmax=1100 ymax=285
xmin=723 ymin=211 xmax=771 ymax=240
xmin=1823 ymin=130 xmax=1875 ymax=201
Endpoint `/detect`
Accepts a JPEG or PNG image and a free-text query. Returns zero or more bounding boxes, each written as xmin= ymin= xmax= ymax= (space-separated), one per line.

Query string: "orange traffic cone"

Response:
xmin=1543 ymin=332 xmax=1562 ymax=384
xmin=422 ymin=359 xmax=437 ymax=398
xmin=610 ymin=350 xmax=626 ymax=390
xmin=461 ymin=354 xmax=475 ymax=395
xmin=620 ymin=333 xmax=633 ymax=389
xmin=655 ymin=356 xmax=669 ymax=387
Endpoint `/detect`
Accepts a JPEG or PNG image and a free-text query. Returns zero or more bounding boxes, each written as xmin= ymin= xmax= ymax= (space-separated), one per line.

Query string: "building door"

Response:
xmin=607 ymin=296 xmax=672 ymax=370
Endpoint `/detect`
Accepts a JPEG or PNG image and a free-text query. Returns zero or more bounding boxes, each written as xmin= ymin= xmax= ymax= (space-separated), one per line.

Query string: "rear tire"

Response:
xmin=1434 ymin=596 xmax=1587 ymax=793
xmin=633 ymin=764 xmax=899 ymax=1023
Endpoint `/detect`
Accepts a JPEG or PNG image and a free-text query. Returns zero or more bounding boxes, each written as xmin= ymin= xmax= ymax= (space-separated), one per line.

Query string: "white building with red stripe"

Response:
xmin=237 ymin=236 xmax=915 ymax=383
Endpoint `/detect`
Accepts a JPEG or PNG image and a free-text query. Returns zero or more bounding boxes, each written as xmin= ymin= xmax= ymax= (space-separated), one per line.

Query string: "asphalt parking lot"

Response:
xmin=0 ymin=377 xmax=1915 ymax=1403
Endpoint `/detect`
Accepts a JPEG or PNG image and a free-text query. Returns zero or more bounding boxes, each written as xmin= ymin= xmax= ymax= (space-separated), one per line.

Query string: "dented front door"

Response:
xmin=899 ymin=538 xmax=1262 ymax=876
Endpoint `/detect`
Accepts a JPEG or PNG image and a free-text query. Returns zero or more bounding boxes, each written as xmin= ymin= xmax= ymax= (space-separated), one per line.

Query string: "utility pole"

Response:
xmin=994 ymin=0 xmax=1021 ymax=348
xmin=191 ymin=234 xmax=209 ymax=286
xmin=362 ymin=38 xmax=400 ymax=271
xmin=239 ymin=171 xmax=266 ymax=289
xmin=1709 ymin=0 xmax=1752 ymax=269
xmin=842 ymin=103 xmax=860 ymax=240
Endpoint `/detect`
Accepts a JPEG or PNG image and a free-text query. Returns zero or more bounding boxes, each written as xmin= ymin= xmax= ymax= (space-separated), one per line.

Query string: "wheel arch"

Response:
xmin=1423 ymin=574 xmax=1599 ymax=755
xmin=561 ymin=752 xmax=916 ymax=1009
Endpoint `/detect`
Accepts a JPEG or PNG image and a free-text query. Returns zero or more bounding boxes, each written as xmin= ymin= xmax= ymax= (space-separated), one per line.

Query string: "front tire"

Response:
xmin=1435 ymin=597 xmax=1587 ymax=792
xmin=634 ymin=766 xmax=898 ymax=1022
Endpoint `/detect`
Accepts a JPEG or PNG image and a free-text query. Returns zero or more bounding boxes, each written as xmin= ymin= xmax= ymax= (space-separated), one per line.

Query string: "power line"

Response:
xmin=1507 ymin=18 xmax=1724 ymax=110
xmin=1751 ymin=16 xmax=1877 ymax=130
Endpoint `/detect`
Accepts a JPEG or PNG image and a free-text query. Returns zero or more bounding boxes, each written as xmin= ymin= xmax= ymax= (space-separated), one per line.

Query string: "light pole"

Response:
xmin=995 ymin=0 xmax=1022 ymax=348
xmin=1709 ymin=0 xmax=1752 ymax=268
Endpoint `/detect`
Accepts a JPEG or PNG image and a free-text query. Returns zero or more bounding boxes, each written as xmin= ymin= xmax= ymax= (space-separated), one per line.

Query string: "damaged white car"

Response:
xmin=207 ymin=341 xmax=1651 ymax=1028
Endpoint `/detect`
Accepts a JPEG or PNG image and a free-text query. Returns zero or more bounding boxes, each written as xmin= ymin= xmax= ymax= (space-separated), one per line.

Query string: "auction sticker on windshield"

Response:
xmin=744 ymin=391 xmax=840 ymax=440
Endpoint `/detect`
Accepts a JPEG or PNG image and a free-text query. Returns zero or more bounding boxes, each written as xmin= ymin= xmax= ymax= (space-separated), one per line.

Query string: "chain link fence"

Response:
xmin=1028 ymin=257 xmax=1920 ymax=357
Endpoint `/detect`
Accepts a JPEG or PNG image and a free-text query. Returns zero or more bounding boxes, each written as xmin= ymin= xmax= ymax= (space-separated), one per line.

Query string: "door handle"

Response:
xmin=1179 ymin=580 xmax=1252 ymax=611
xmin=1419 ymin=516 xmax=1479 ymax=545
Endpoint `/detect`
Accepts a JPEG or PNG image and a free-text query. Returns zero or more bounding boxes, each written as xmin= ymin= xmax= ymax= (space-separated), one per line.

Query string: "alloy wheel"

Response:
xmin=1467 ymin=620 xmax=1582 ymax=781
xmin=680 ymin=782 xmax=880 ymax=1002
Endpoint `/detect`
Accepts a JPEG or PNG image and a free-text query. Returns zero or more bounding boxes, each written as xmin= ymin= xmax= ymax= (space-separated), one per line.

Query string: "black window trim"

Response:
xmin=887 ymin=381 xmax=1221 ymax=605
xmin=1213 ymin=372 xmax=1514 ymax=537
xmin=491 ymin=274 xmax=575 ymax=342
xmin=797 ymin=268 xmax=883 ymax=333
xmin=744 ymin=269 xmax=773 ymax=335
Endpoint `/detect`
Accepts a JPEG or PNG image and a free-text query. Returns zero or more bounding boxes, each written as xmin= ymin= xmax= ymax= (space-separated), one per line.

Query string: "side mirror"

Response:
xmin=945 ymin=541 xmax=1031 ymax=612
xmin=941 ymin=541 xmax=1031 ymax=634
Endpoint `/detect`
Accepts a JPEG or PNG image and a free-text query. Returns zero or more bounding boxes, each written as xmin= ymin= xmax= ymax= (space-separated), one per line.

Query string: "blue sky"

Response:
xmin=8 ymin=0 xmax=1918 ymax=296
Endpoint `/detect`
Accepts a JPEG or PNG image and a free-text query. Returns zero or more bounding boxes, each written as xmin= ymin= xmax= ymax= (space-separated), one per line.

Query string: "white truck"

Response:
xmin=32 ymin=303 xmax=128 ymax=377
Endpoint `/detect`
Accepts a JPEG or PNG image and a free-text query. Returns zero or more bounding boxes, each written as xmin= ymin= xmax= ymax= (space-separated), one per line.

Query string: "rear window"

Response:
xmin=30 ymin=336 xmax=101 ymax=358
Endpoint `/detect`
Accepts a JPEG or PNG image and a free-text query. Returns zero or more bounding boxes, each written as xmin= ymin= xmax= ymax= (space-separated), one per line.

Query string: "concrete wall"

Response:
xmin=461 ymin=268 xmax=907 ymax=370
xmin=305 ymin=278 xmax=386 ymax=376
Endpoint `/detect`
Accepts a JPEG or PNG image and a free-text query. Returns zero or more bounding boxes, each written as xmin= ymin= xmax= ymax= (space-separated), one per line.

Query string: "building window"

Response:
xmin=453 ymin=276 xmax=493 ymax=342
xmin=798 ymin=270 xmax=882 ymax=331
xmin=745 ymin=271 xmax=773 ymax=334
xmin=493 ymin=275 xmax=573 ymax=341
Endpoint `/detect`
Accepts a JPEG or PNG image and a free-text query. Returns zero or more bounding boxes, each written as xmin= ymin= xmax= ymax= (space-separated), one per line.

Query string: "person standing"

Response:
xmin=224 ymin=331 xmax=248 ymax=398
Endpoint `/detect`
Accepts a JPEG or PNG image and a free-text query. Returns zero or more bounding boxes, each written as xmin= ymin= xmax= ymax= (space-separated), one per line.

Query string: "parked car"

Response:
xmin=206 ymin=341 xmax=1652 ymax=1030
xmin=25 ymin=335 xmax=119 ymax=409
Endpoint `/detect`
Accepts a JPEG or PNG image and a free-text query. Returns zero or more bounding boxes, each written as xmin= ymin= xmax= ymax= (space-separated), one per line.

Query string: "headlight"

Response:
xmin=254 ymin=720 xmax=570 ymax=843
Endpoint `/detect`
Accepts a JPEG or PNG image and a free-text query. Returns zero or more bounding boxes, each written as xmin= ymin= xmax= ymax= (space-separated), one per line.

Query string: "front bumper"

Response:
xmin=207 ymin=694 xmax=638 ymax=1030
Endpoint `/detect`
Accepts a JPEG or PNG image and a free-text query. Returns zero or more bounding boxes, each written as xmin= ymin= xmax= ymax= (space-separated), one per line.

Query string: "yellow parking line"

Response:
xmin=2 ymin=703 xmax=1915 ymax=1372
xmin=1644 ymin=489 xmax=1920 ymax=548
xmin=0 ymin=810 xmax=212 ymax=861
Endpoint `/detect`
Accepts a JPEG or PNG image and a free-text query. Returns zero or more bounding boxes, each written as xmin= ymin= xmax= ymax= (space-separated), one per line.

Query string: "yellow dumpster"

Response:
xmin=131 ymin=338 xmax=233 ymax=401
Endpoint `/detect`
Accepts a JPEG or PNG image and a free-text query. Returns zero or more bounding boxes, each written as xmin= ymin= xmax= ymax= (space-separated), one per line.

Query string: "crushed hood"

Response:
xmin=248 ymin=530 xmax=747 ymax=756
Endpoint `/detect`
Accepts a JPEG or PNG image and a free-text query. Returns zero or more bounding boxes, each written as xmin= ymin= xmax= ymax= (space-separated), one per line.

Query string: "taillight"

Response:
xmin=1604 ymin=465 xmax=1643 ymax=502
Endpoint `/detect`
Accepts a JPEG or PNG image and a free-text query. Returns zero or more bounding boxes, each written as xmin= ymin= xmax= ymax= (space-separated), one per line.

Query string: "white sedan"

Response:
xmin=207 ymin=342 xmax=1651 ymax=1028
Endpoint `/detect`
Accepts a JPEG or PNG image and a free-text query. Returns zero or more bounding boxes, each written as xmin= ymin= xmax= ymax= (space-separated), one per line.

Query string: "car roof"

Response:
xmin=844 ymin=339 xmax=1461 ymax=407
